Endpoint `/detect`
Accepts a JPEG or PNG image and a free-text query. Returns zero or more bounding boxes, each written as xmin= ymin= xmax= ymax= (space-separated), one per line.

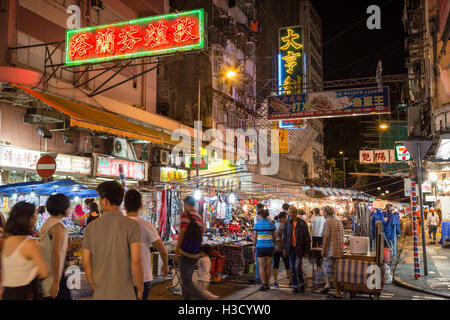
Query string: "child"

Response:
xmin=195 ymin=245 xmax=219 ymax=299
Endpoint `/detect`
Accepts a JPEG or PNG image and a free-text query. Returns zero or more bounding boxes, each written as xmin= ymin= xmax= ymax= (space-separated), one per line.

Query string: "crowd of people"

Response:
xmin=251 ymin=203 xmax=345 ymax=298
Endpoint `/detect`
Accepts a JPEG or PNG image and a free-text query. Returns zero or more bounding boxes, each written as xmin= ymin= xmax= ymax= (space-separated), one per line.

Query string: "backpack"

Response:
xmin=181 ymin=211 xmax=203 ymax=255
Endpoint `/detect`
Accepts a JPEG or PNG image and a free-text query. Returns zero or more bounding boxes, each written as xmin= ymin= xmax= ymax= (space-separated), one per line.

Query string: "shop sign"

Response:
xmin=65 ymin=9 xmax=205 ymax=66
xmin=268 ymin=87 xmax=390 ymax=120
xmin=359 ymin=150 xmax=374 ymax=164
xmin=422 ymin=181 xmax=432 ymax=194
xmin=278 ymin=26 xmax=303 ymax=95
xmin=55 ymin=154 xmax=92 ymax=175
xmin=394 ymin=144 xmax=411 ymax=161
xmin=276 ymin=130 xmax=289 ymax=153
xmin=425 ymin=195 xmax=436 ymax=202
xmin=95 ymin=155 xmax=146 ymax=180
xmin=0 ymin=145 xmax=91 ymax=175
xmin=374 ymin=150 xmax=390 ymax=163
xmin=190 ymin=157 xmax=208 ymax=170
xmin=160 ymin=167 xmax=187 ymax=182
xmin=404 ymin=178 xmax=412 ymax=197
xmin=278 ymin=119 xmax=307 ymax=129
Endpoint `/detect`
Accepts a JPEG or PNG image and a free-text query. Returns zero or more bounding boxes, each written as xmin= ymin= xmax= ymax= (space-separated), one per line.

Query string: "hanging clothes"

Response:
xmin=371 ymin=209 xmax=385 ymax=240
xmin=158 ymin=189 xmax=167 ymax=238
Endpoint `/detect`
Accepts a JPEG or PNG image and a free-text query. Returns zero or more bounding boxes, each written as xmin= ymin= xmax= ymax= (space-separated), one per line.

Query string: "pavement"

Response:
xmin=392 ymin=234 xmax=450 ymax=299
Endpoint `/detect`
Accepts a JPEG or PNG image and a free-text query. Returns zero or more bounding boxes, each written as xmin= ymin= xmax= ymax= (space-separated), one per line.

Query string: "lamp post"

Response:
xmin=339 ymin=151 xmax=349 ymax=189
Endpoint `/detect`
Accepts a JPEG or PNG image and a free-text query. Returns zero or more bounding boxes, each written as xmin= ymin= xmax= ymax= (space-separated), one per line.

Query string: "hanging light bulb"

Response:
xmin=194 ymin=189 xmax=202 ymax=201
xmin=74 ymin=196 xmax=80 ymax=202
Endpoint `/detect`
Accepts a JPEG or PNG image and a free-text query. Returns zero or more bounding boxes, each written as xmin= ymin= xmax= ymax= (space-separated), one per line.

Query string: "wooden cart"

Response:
xmin=338 ymin=252 xmax=384 ymax=300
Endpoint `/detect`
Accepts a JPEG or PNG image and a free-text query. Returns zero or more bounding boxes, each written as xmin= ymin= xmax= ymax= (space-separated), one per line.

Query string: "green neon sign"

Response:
xmin=65 ymin=9 xmax=205 ymax=66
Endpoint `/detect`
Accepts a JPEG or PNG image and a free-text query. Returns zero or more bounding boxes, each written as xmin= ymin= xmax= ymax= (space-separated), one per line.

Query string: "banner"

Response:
xmin=279 ymin=130 xmax=289 ymax=153
xmin=95 ymin=155 xmax=146 ymax=180
xmin=268 ymin=87 xmax=390 ymax=120
xmin=65 ymin=9 xmax=205 ymax=66
xmin=359 ymin=150 xmax=374 ymax=164
xmin=374 ymin=150 xmax=390 ymax=163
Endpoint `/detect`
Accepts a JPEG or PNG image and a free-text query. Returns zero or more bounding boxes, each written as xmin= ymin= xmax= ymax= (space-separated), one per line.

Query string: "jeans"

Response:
xmin=429 ymin=225 xmax=438 ymax=241
xmin=312 ymin=237 xmax=323 ymax=248
xmin=143 ymin=281 xmax=151 ymax=300
xmin=255 ymin=256 xmax=260 ymax=282
xmin=179 ymin=255 xmax=208 ymax=300
xmin=288 ymin=250 xmax=304 ymax=288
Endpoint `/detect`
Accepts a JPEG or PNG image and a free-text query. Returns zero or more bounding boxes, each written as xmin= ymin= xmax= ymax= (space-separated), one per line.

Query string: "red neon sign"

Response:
xmin=65 ymin=9 xmax=205 ymax=66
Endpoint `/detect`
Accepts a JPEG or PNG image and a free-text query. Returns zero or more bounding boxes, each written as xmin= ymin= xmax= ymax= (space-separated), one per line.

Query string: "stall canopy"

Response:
xmin=13 ymin=84 xmax=175 ymax=145
xmin=301 ymin=186 xmax=375 ymax=201
xmin=0 ymin=179 xmax=97 ymax=199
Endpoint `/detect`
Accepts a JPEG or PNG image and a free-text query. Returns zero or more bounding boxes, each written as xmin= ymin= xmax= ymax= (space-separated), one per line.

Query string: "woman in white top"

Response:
xmin=310 ymin=208 xmax=326 ymax=248
xmin=427 ymin=208 xmax=440 ymax=244
xmin=39 ymin=193 xmax=70 ymax=300
xmin=1 ymin=202 xmax=48 ymax=300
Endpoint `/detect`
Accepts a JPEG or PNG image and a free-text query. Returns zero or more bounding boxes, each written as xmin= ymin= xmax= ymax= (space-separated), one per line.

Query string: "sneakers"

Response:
xmin=273 ymin=282 xmax=279 ymax=288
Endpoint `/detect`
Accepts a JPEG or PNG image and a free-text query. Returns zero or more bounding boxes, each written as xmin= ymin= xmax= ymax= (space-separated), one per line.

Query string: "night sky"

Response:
xmin=312 ymin=0 xmax=408 ymax=195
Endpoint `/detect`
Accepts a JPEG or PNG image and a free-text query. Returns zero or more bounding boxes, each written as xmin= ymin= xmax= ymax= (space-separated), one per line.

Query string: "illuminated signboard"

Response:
xmin=279 ymin=119 xmax=307 ymax=129
xmin=278 ymin=26 xmax=304 ymax=95
xmin=160 ymin=167 xmax=188 ymax=182
xmin=268 ymin=87 xmax=390 ymax=120
xmin=395 ymin=144 xmax=411 ymax=161
xmin=65 ymin=9 xmax=205 ymax=66
xmin=0 ymin=145 xmax=91 ymax=175
xmin=95 ymin=155 xmax=147 ymax=180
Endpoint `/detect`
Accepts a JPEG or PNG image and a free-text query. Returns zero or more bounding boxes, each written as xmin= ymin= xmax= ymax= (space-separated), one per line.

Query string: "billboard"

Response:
xmin=65 ymin=9 xmax=205 ymax=66
xmin=268 ymin=87 xmax=390 ymax=120
xmin=278 ymin=26 xmax=304 ymax=95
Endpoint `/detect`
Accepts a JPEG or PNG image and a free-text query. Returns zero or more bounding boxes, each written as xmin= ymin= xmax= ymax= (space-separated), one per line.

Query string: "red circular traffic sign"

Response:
xmin=36 ymin=155 xmax=56 ymax=178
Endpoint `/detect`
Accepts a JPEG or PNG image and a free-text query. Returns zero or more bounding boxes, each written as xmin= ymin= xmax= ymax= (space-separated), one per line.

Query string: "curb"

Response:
xmin=392 ymin=237 xmax=450 ymax=299
xmin=392 ymin=276 xmax=450 ymax=299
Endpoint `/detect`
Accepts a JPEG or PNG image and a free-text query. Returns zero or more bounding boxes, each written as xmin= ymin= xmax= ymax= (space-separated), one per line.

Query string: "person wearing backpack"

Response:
xmin=174 ymin=196 xmax=209 ymax=300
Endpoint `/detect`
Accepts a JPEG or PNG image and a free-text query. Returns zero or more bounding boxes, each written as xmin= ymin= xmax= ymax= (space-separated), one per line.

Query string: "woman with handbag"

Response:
xmin=1 ymin=202 xmax=49 ymax=300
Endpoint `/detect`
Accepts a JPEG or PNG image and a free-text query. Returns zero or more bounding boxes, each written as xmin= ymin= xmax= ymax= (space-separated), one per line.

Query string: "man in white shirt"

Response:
xmin=125 ymin=189 xmax=169 ymax=300
xmin=310 ymin=208 xmax=326 ymax=247
xmin=427 ymin=208 xmax=440 ymax=244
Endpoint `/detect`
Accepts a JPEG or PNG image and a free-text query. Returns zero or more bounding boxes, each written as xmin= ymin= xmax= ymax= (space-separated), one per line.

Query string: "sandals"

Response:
xmin=320 ymin=287 xmax=330 ymax=295
xmin=327 ymin=293 xmax=342 ymax=299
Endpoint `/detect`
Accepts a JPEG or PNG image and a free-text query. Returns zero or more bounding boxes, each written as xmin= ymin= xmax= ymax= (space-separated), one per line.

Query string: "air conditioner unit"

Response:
xmin=152 ymin=148 xmax=170 ymax=165
xmin=111 ymin=138 xmax=127 ymax=158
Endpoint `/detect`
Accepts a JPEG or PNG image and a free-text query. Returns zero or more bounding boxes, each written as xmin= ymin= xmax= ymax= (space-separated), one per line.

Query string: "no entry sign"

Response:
xmin=36 ymin=155 xmax=57 ymax=178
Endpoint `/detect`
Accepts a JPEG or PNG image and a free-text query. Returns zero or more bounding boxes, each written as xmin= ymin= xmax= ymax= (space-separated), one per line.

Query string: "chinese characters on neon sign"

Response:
xmin=279 ymin=26 xmax=304 ymax=95
xmin=65 ymin=9 xmax=205 ymax=66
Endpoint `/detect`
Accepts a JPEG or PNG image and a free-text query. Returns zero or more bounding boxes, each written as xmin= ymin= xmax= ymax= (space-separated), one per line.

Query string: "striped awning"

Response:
xmin=301 ymin=186 xmax=375 ymax=201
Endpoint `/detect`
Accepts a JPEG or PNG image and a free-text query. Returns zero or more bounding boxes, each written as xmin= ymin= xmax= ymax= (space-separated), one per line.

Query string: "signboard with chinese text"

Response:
xmin=359 ymin=150 xmax=374 ymax=164
xmin=279 ymin=26 xmax=303 ymax=95
xmin=65 ymin=9 xmax=205 ymax=66
xmin=278 ymin=130 xmax=289 ymax=153
xmin=95 ymin=155 xmax=147 ymax=180
xmin=278 ymin=119 xmax=307 ymax=129
xmin=422 ymin=181 xmax=432 ymax=194
xmin=0 ymin=145 xmax=91 ymax=175
xmin=160 ymin=167 xmax=187 ymax=182
xmin=395 ymin=144 xmax=411 ymax=161
xmin=268 ymin=87 xmax=390 ymax=120
xmin=404 ymin=178 xmax=412 ymax=196
xmin=190 ymin=157 xmax=208 ymax=170
xmin=374 ymin=150 xmax=390 ymax=163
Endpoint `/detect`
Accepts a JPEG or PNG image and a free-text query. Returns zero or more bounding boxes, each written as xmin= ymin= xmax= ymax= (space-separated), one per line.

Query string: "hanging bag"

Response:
xmin=181 ymin=212 xmax=202 ymax=255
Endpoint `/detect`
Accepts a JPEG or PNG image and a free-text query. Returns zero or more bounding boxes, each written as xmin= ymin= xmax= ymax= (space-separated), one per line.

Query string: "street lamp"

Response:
xmin=379 ymin=123 xmax=389 ymax=130
xmin=225 ymin=70 xmax=237 ymax=79
xmin=377 ymin=187 xmax=381 ymax=190
xmin=338 ymin=151 xmax=348 ymax=189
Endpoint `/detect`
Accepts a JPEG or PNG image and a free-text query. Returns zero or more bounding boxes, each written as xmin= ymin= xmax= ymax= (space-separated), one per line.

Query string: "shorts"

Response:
xmin=256 ymin=247 xmax=275 ymax=258
xmin=273 ymin=251 xmax=290 ymax=270
xmin=323 ymin=257 xmax=336 ymax=278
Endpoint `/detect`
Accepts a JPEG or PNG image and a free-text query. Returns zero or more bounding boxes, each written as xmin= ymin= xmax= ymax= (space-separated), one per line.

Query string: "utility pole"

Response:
xmin=416 ymin=143 xmax=427 ymax=276
xmin=197 ymin=78 xmax=201 ymax=178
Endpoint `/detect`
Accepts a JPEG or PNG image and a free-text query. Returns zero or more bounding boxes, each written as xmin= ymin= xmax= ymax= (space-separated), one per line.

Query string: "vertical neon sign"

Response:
xmin=278 ymin=26 xmax=304 ymax=95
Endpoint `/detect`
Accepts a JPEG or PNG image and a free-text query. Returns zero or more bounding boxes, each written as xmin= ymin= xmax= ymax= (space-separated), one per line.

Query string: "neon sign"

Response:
xmin=278 ymin=26 xmax=303 ymax=95
xmin=65 ymin=9 xmax=205 ymax=66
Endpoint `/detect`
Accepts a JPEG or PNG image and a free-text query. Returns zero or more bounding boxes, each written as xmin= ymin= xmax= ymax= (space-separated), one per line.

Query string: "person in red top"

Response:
xmin=174 ymin=196 xmax=211 ymax=300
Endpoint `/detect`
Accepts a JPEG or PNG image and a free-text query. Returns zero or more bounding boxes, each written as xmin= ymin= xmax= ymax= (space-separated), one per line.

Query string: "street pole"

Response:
xmin=197 ymin=78 xmax=201 ymax=178
xmin=416 ymin=143 xmax=428 ymax=276
xmin=343 ymin=156 xmax=346 ymax=189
